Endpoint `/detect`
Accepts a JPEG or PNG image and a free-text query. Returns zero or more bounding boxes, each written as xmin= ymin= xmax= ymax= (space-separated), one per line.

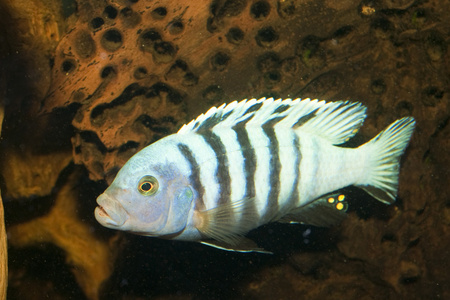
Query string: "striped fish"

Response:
xmin=95 ymin=98 xmax=415 ymax=253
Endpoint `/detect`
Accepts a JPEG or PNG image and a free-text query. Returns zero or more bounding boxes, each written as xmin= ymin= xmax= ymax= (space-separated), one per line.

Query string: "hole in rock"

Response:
xmin=134 ymin=67 xmax=148 ymax=79
xmin=151 ymin=7 xmax=167 ymax=19
xmin=210 ymin=52 xmax=230 ymax=71
xmin=153 ymin=41 xmax=176 ymax=63
xmin=90 ymin=17 xmax=104 ymax=30
xmin=120 ymin=7 xmax=141 ymax=28
xmin=100 ymin=66 xmax=116 ymax=79
xmin=101 ymin=29 xmax=123 ymax=52
xmin=169 ymin=20 xmax=184 ymax=35
xmin=250 ymin=1 xmax=271 ymax=20
xmin=139 ymin=29 xmax=162 ymax=52
xmin=255 ymin=26 xmax=278 ymax=48
xmin=61 ymin=59 xmax=76 ymax=74
xmin=147 ymin=82 xmax=183 ymax=104
xmin=103 ymin=5 xmax=118 ymax=19
xmin=226 ymin=27 xmax=244 ymax=44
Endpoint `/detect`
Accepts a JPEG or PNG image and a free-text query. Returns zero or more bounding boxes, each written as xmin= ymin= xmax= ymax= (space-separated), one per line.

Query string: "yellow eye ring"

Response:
xmin=138 ymin=175 xmax=159 ymax=196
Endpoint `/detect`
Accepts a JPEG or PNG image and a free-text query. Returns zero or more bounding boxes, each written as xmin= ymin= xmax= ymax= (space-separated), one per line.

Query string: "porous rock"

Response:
xmin=43 ymin=0 xmax=374 ymax=181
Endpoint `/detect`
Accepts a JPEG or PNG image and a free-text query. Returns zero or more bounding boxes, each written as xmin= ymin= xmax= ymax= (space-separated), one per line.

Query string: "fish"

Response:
xmin=95 ymin=98 xmax=415 ymax=253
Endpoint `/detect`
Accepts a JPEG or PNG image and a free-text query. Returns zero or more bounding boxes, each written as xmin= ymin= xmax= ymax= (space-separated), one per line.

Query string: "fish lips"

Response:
xmin=95 ymin=193 xmax=128 ymax=228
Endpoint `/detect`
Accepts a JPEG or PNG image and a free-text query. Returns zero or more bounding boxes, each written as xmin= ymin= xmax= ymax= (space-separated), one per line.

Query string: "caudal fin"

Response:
xmin=357 ymin=117 xmax=415 ymax=204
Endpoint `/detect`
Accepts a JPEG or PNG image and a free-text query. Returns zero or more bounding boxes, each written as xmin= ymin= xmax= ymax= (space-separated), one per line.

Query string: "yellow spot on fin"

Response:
xmin=280 ymin=192 xmax=348 ymax=227
xmin=336 ymin=202 xmax=345 ymax=211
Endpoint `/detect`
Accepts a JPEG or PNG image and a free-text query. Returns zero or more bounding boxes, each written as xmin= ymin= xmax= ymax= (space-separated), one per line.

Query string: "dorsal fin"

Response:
xmin=292 ymin=100 xmax=367 ymax=144
xmin=178 ymin=98 xmax=367 ymax=144
xmin=178 ymin=98 xmax=267 ymax=134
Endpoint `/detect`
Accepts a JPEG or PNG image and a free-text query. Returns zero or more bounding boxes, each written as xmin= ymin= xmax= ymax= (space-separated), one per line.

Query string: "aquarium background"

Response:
xmin=0 ymin=0 xmax=449 ymax=299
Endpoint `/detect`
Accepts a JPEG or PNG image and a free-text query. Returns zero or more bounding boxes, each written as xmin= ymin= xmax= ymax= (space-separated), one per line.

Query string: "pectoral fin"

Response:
xmin=195 ymin=197 xmax=259 ymax=247
xmin=281 ymin=192 xmax=348 ymax=227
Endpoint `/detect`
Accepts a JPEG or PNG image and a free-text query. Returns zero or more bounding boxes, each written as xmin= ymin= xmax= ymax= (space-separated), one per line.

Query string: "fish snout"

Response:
xmin=95 ymin=193 xmax=128 ymax=228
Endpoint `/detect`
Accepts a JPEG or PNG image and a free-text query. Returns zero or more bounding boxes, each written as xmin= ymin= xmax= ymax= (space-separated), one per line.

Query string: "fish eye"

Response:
xmin=138 ymin=175 xmax=159 ymax=196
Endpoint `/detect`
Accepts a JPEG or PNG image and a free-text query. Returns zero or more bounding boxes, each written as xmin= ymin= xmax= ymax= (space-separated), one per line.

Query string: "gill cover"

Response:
xmin=159 ymin=186 xmax=194 ymax=235
xmin=132 ymin=173 xmax=194 ymax=237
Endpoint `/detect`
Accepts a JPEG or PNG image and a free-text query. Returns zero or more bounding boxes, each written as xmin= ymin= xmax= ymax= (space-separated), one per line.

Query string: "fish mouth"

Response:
xmin=95 ymin=193 xmax=128 ymax=228
xmin=95 ymin=205 xmax=110 ymax=218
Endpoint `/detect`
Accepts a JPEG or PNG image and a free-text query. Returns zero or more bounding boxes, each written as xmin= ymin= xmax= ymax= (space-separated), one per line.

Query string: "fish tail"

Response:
xmin=357 ymin=117 xmax=415 ymax=204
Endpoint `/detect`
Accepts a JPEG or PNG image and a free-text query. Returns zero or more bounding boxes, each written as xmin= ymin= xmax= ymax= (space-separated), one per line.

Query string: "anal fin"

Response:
xmin=281 ymin=192 xmax=348 ymax=227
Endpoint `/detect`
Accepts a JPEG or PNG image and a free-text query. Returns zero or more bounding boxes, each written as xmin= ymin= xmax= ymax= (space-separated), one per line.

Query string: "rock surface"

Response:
xmin=0 ymin=0 xmax=449 ymax=299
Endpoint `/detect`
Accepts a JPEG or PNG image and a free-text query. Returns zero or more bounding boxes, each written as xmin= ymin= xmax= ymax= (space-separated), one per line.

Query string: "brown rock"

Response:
xmin=7 ymin=168 xmax=119 ymax=300
xmin=0 ymin=150 xmax=72 ymax=199
xmin=41 ymin=0 xmax=372 ymax=181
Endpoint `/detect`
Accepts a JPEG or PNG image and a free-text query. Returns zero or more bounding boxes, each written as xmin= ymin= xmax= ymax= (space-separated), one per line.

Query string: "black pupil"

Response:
xmin=141 ymin=182 xmax=152 ymax=191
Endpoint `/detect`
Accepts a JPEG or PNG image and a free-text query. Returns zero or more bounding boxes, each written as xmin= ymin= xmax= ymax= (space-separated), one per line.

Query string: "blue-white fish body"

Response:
xmin=95 ymin=98 xmax=415 ymax=252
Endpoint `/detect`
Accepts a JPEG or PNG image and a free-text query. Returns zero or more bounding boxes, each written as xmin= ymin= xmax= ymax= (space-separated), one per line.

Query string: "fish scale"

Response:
xmin=95 ymin=97 xmax=415 ymax=253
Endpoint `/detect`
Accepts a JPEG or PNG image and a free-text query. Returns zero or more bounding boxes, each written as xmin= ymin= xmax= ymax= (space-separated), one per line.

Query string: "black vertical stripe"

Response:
xmin=177 ymin=143 xmax=206 ymax=211
xmin=196 ymin=114 xmax=221 ymax=131
xmin=243 ymin=102 xmax=264 ymax=116
xmin=220 ymin=110 xmax=234 ymax=122
xmin=261 ymin=117 xmax=285 ymax=222
xmin=293 ymin=109 xmax=318 ymax=129
xmin=232 ymin=116 xmax=259 ymax=229
xmin=273 ymin=104 xmax=291 ymax=114
xmin=233 ymin=126 xmax=256 ymax=199
xmin=199 ymin=131 xmax=231 ymax=206
xmin=289 ymin=134 xmax=301 ymax=208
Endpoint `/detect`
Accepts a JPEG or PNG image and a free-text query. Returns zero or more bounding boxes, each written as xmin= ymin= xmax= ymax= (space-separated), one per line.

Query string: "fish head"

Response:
xmin=95 ymin=141 xmax=195 ymax=236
